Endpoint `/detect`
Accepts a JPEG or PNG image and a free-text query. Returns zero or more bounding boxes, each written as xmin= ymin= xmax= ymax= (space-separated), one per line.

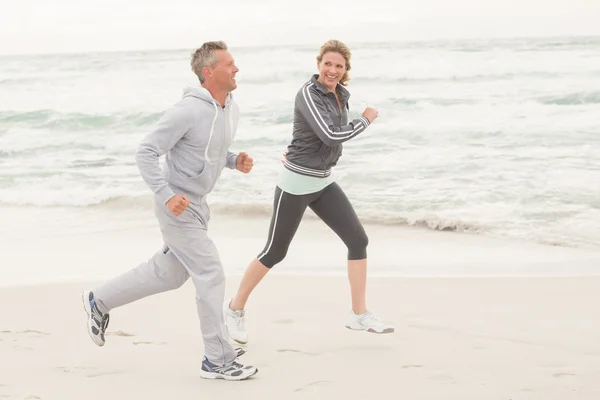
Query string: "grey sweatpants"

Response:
xmin=93 ymin=195 xmax=236 ymax=367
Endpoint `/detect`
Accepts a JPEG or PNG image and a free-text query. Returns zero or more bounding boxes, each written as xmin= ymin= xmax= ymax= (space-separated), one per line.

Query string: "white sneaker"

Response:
xmin=223 ymin=299 xmax=248 ymax=344
xmin=345 ymin=310 xmax=394 ymax=334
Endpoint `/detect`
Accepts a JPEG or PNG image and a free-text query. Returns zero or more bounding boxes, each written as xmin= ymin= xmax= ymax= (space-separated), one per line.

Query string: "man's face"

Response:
xmin=209 ymin=49 xmax=239 ymax=92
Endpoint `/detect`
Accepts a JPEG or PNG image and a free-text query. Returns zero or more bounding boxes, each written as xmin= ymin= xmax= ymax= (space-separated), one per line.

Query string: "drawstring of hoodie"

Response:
xmin=205 ymin=101 xmax=219 ymax=164
xmin=228 ymin=107 xmax=234 ymax=142
xmin=204 ymin=95 xmax=234 ymax=165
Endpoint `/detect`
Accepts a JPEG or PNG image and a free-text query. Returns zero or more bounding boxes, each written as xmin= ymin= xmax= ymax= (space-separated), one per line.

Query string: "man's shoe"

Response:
xmin=82 ymin=290 xmax=110 ymax=346
xmin=200 ymin=357 xmax=258 ymax=381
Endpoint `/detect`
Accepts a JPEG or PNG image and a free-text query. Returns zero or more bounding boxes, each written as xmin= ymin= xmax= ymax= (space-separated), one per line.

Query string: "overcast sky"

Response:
xmin=1 ymin=0 xmax=599 ymax=55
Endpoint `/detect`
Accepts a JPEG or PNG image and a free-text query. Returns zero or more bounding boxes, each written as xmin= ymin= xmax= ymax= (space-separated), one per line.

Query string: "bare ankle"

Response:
xmin=230 ymin=297 xmax=244 ymax=311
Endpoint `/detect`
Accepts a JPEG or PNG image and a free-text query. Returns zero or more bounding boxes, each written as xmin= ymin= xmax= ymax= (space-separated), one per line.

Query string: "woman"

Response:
xmin=224 ymin=39 xmax=394 ymax=344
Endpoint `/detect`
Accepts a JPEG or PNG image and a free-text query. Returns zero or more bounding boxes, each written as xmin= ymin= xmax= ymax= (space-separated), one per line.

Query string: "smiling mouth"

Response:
xmin=326 ymin=74 xmax=337 ymax=79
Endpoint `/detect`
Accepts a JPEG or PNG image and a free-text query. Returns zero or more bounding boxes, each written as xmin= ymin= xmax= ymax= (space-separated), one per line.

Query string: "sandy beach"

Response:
xmin=1 ymin=274 xmax=600 ymax=399
xmin=1 ymin=206 xmax=600 ymax=399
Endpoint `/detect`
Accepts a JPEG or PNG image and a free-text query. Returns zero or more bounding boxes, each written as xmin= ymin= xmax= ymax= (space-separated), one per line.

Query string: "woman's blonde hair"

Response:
xmin=316 ymin=39 xmax=352 ymax=86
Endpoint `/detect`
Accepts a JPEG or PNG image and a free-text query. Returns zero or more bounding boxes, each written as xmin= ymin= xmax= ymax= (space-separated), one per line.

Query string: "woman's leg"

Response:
xmin=224 ymin=187 xmax=316 ymax=343
xmin=229 ymin=186 xmax=313 ymax=311
xmin=309 ymin=182 xmax=393 ymax=333
xmin=308 ymin=182 xmax=369 ymax=314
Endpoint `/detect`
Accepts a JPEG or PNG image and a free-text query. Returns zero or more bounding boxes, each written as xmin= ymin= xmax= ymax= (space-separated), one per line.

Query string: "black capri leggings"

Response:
xmin=257 ymin=182 xmax=369 ymax=268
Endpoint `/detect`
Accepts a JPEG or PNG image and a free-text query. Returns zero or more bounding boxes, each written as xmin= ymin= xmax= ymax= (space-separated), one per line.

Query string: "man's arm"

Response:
xmin=135 ymin=102 xmax=193 ymax=204
xmin=226 ymin=151 xmax=238 ymax=169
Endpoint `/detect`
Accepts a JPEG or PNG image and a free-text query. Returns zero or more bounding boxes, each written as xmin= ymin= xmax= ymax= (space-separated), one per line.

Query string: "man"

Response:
xmin=81 ymin=41 xmax=258 ymax=381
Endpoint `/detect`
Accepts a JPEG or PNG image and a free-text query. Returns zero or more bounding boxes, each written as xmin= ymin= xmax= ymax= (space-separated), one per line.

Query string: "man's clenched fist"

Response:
xmin=166 ymin=194 xmax=190 ymax=216
xmin=236 ymin=152 xmax=254 ymax=173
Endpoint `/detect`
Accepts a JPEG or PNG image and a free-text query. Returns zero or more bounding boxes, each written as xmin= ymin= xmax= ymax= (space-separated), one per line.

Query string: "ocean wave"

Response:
xmin=0 ymin=77 xmax=45 ymax=85
xmin=536 ymin=92 xmax=600 ymax=106
xmin=0 ymin=143 xmax=106 ymax=157
xmin=69 ymin=157 xmax=120 ymax=168
xmin=94 ymin=197 xmax=484 ymax=233
xmin=360 ymin=214 xmax=483 ymax=233
xmin=0 ymin=192 xmax=483 ymax=233
xmin=351 ymin=36 xmax=600 ymax=52
xmin=4 ymin=193 xmax=598 ymax=250
xmin=357 ymin=71 xmax=569 ymax=85
xmin=390 ymin=97 xmax=476 ymax=107
xmin=0 ymin=110 xmax=164 ymax=131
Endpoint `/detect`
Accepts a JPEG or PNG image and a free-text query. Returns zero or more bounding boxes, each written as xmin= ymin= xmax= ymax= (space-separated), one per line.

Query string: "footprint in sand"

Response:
xmin=294 ymin=380 xmax=332 ymax=392
xmin=105 ymin=331 xmax=135 ymax=337
xmin=1 ymin=330 xmax=49 ymax=338
xmin=19 ymin=330 xmax=48 ymax=335
xmin=553 ymin=372 xmax=576 ymax=378
xmin=276 ymin=348 xmax=321 ymax=356
xmin=55 ymin=366 xmax=97 ymax=374
xmin=273 ymin=319 xmax=295 ymax=325
xmin=132 ymin=341 xmax=166 ymax=346
xmin=54 ymin=366 xmax=124 ymax=379
xmin=87 ymin=371 xmax=125 ymax=378
xmin=12 ymin=345 xmax=34 ymax=351
xmin=402 ymin=364 xmax=424 ymax=369
xmin=430 ymin=374 xmax=456 ymax=384
xmin=0 ymin=330 xmax=50 ymax=351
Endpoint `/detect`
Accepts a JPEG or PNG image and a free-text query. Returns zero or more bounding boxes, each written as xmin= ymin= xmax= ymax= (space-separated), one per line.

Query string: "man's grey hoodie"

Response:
xmin=135 ymin=86 xmax=238 ymax=206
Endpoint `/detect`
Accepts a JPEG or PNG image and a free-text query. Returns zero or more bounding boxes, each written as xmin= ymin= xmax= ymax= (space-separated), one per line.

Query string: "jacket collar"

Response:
xmin=310 ymin=74 xmax=350 ymax=103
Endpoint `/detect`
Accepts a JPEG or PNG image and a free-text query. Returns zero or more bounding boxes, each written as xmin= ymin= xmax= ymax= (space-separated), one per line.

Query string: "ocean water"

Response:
xmin=1 ymin=36 xmax=599 ymax=249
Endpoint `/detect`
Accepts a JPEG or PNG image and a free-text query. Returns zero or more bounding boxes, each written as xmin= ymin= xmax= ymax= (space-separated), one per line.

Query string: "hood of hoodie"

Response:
xmin=181 ymin=85 xmax=233 ymax=107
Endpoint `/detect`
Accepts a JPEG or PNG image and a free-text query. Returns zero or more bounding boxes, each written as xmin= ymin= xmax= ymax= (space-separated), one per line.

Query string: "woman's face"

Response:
xmin=317 ymin=51 xmax=346 ymax=91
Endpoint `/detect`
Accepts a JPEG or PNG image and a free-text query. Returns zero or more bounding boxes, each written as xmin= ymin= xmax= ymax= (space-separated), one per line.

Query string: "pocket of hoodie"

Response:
xmin=185 ymin=164 xmax=209 ymax=183
xmin=170 ymin=161 xmax=205 ymax=188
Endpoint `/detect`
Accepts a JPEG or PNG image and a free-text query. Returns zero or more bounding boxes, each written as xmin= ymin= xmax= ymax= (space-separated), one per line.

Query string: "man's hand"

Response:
xmin=166 ymin=194 xmax=190 ymax=216
xmin=236 ymin=152 xmax=254 ymax=173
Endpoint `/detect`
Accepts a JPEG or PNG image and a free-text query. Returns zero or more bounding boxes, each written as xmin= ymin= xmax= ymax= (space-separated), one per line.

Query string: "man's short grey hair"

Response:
xmin=190 ymin=41 xmax=228 ymax=83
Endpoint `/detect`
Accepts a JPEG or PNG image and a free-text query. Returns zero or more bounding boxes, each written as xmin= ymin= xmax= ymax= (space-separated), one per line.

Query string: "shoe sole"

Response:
xmin=81 ymin=291 xmax=106 ymax=347
xmin=345 ymin=325 xmax=395 ymax=334
xmin=199 ymin=368 xmax=258 ymax=381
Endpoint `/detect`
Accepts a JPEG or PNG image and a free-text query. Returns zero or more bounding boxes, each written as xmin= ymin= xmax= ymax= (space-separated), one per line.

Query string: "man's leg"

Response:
xmin=161 ymin=222 xmax=257 ymax=379
xmin=83 ymin=244 xmax=190 ymax=346
xmin=94 ymin=244 xmax=190 ymax=311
